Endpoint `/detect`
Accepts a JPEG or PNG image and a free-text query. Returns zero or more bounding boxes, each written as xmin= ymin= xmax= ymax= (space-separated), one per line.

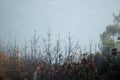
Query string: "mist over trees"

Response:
xmin=0 ymin=12 xmax=120 ymax=80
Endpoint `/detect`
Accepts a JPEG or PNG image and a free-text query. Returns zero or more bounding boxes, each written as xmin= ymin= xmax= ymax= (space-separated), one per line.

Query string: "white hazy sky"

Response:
xmin=0 ymin=0 xmax=120 ymax=49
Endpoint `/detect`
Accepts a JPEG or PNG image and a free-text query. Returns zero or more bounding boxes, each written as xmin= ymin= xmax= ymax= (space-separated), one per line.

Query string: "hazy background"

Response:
xmin=0 ymin=0 xmax=120 ymax=49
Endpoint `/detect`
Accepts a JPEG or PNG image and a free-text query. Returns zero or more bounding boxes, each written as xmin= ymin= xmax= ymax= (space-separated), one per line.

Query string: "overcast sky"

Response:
xmin=0 ymin=0 xmax=120 ymax=49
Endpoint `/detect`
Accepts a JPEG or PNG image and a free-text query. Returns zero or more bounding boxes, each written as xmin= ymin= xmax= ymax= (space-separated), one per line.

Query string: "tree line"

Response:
xmin=0 ymin=12 xmax=120 ymax=80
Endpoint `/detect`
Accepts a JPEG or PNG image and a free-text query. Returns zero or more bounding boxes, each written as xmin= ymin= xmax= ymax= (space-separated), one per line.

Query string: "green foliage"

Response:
xmin=100 ymin=13 xmax=120 ymax=54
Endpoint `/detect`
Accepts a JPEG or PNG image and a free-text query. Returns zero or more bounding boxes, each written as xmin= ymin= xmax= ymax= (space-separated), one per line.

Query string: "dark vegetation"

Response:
xmin=0 ymin=13 xmax=120 ymax=80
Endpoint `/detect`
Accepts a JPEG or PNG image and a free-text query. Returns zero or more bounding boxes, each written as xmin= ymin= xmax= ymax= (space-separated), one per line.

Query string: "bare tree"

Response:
xmin=30 ymin=30 xmax=40 ymax=61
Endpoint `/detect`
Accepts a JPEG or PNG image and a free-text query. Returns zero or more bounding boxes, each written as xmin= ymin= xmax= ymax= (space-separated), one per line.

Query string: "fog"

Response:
xmin=0 ymin=0 xmax=120 ymax=49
